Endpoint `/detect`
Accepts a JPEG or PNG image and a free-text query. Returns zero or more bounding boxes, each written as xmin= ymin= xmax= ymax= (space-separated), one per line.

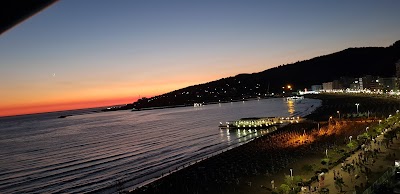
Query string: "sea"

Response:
xmin=0 ymin=97 xmax=321 ymax=193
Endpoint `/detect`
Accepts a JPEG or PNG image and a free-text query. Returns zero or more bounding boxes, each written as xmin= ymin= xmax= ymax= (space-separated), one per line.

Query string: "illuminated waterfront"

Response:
xmin=0 ymin=98 xmax=320 ymax=193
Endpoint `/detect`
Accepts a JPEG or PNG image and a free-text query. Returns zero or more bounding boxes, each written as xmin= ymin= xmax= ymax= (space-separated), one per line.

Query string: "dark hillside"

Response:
xmin=109 ymin=40 xmax=400 ymax=110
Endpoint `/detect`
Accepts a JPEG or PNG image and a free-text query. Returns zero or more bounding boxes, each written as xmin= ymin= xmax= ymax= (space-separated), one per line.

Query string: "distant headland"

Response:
xmin=103 ymin=40 xmax=400 ymax=112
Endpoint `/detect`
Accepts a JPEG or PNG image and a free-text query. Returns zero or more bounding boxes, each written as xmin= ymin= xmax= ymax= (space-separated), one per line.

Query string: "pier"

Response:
xmin=218 ymin=116 xmax=303 ymax=130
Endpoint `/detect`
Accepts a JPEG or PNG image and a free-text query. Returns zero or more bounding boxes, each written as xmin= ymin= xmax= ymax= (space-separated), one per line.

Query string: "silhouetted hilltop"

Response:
xmin=109 ymin=40 xmax=400 ymax=110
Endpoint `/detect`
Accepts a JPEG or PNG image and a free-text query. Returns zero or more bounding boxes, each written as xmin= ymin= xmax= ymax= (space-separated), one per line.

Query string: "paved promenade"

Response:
xmin=306 ymin=126 xmax=400 ymax=193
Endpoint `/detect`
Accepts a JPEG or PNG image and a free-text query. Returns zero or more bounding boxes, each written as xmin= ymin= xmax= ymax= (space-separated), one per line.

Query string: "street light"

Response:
xmin=349 ymin=135 xmax=352 ymax=142
xmin=289 ymin=168 xmax=293 ymax=178
xmin=379 ymin=120 xmax=382 ymax=125
xmin=355 ymin=103 xmax=360 ymax=114
xmin=366 ymin=127 xmax=369 ymax=133
xmin=337 ymin=111 xmax=340 ymax=120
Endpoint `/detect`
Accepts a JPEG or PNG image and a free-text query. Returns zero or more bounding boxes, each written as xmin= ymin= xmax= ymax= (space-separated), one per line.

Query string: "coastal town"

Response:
xmin=128 ymin=59 xmax=400 ymax=194
xmin=129 ymin=93 xmax=400 ymax=194
xmin=300 ymin=60 xmax=400 ymax=96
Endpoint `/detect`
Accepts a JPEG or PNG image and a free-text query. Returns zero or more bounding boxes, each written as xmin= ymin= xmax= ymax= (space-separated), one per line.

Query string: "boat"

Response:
xmin=194 ymin=103 xmax=204 ymax=107
xmin=286 ymin=96 xmax=304 ymax=101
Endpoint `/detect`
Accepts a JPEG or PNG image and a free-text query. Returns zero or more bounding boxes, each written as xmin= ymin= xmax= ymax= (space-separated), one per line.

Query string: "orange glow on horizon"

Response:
xmin=0 ymin=96 xmax=140 ymax=117
xmin=0 ymin=69 xmax=239 ymax=117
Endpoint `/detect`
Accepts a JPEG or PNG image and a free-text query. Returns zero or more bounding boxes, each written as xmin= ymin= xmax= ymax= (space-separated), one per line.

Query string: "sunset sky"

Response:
xmin=1 ymin=0 xmax=400 ymax=117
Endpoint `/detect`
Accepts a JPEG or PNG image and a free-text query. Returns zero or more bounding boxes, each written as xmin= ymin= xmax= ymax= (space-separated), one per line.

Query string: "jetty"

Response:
xmin=218 ymin=116 xmax=303 ymax=130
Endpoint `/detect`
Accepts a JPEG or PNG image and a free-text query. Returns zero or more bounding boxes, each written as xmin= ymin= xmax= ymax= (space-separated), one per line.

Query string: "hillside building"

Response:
xmin=311 ymin=85 xmax=322 ymax=91
xmin=396 ymin=59 xmax=400 ymax=78
xmin=395 ymin=59 xmax=400 ymax=91
xmin=378 ymin=77 xmax=397 ymax=92
xmin=322 ymin=82 xmax=333 ymax=91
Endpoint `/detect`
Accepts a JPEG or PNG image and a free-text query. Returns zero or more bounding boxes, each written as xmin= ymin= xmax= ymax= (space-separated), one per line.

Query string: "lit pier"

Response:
xmin=219 ymin=116 xmax=302 ymax=130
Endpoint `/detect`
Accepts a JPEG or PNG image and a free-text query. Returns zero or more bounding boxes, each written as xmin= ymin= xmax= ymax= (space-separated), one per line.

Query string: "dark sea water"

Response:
xmin=0 ymin=98 xmax=321 ymax=193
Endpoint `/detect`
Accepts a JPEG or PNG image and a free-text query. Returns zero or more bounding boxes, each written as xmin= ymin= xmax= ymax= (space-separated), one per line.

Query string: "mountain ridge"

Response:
xmin=110 ymin=40 xmax=400 ymax=110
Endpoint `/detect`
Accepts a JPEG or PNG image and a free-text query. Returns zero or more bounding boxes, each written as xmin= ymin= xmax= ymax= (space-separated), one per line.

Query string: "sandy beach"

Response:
xmin=128 ymin=94 xmax=400 ymax=194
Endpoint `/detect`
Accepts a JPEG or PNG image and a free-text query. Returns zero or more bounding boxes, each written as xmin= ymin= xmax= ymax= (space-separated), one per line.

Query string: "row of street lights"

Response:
xmin=333 ymin=103 xmax=359 ymax=121
xmin=337 ymin=103 xmax=396 ymax=120
xmin=352 ymin=109 xmax=399 ymax=143
xmin=336 ymin=103 xmax=398 ymax=124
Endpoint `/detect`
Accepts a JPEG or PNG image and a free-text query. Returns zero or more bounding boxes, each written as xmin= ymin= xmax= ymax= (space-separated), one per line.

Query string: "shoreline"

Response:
xmin=126 ymin=126 xmax=279 ymax=192
xmin=101 ymin=96 xmax=278 ymax=112
xmin=116 ymin=98 xmax=320 ymax=193
xmin=91 ymin=97 xmax=320 ymax=194
xmin=100 ymin=125 xmax=282 ymax=194
xmin=126 ymin=93 xmax=400 ymax=194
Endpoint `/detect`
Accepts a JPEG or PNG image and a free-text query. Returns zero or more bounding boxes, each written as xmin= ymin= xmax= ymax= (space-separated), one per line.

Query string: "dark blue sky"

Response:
xmin=1 ymin=0 xmax=400 ymax=116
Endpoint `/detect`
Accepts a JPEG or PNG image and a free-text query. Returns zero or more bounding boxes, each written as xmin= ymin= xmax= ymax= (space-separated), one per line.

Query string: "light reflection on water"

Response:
xmin=0 ymin=97 xmax=320 ymax=193
xmin=287 ymin=99 xmax=295 ymax=115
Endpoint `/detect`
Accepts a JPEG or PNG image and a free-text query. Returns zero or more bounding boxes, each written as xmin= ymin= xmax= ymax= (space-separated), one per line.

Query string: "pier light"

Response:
xmin=355 ymin=103 xmax=360 ymax=114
